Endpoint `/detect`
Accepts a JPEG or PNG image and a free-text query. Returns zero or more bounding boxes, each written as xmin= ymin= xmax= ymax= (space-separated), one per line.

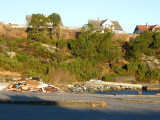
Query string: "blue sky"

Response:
xmin=0 ymin=0 xmax=159 ymax=33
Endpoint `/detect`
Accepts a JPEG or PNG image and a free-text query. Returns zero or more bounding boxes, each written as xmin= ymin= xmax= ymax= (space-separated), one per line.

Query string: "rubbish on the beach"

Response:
xmin=90 ymin=79 xmax=102 ymax=82
xmin=26 ymin=80 xmax=40 ymax=86
xmin=16 ymin=84 xmax=20 ymax=88
xmin=5 ymin=77 xmax=61 ymax=93
xmin=156 ymin=93 xmax=160 ymax=96
xmin=138 ymin=91 xmax=142 ymax=95
xmin=37 ymin=83 xmax=48 ymax=92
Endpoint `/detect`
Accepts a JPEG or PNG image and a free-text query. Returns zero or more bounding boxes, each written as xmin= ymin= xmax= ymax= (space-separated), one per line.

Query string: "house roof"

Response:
xmin=112 ymin=21 xmax=123 ymax=31
xmin=88 ymin=19 xmax=123 ymax=31
xmin=26 ymin=15 xmax=32 ymax=23
xmin=26 ymin=15 xmax=64 ymax=26
xmin=88 ymin=20 xmax=103 ymax=29
xmin=136 ymin=25 xmax=156 ymax=32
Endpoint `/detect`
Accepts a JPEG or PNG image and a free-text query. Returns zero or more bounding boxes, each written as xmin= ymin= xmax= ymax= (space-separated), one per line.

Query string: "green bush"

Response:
xmin=0 ymin=34 xmax=6 ymax=42
xmin=145 ymin=48 xmax=155 ymax=56
xmin=68 ymin=58 xmax=100 ymax=80
xmin=28 ymin=29 xmax=49 ymax=41
xmin=6 ymin=40 xmax=18 ymax=49
xmin=145 ymin=70 xmax=160 ymax=81
xmin=127 ymin=61 xmax=139 ymax=73
xmin=27 ymin=42 xmax=46 ymax=54
xmin=68 ymin=32 xmax=121 ymax=63
xmin=27 ymin=42 xmax=40 ymax=49
xmin=14 ymin=38 xmax=28 ymax=43
xmin=0 ymin=53 xmax=23 ymax=71
xmin=127 ymin=61 xmax=160 ymax=81
xmin=113 ymin=66 xmax=128 ymax=76
xmin=37 ymin=45 xmax=46 ymax=53
xmin=126 ymin=31 xmax=155 ymax=60
xmin=135 ymin=63 xmax=148 ymax=81
xmin=127 ymin=62 xmax=144 ymax=81
xmin=56 ymin=39 xmax=67 ymax=49
xmin=53 ymin=53 xmax=68 ymax=63
xmin=102 ymin=73 xmax=118 ymax=81
xmin=152 ymin=32 xmax=160 ymax=49
xmin=16 ymin=53 xmax=28 ymax=62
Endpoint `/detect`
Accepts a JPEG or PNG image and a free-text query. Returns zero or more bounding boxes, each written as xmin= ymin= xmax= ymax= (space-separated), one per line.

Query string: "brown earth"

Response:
xmin=0 ymin=69 xmax=21 ymax=77
xmin=0 ymin=22 xmax=6 ymax=36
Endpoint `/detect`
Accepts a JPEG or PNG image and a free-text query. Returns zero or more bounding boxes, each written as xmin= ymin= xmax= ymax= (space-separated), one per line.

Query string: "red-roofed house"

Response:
xmin=133 ymin=23 xmax=160 ymax=34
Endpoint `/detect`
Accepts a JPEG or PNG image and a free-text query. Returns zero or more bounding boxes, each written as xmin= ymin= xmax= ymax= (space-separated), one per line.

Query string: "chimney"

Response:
xmin=98 ymin=17 xmax=100 ymax=21
xmin=146 ymin=22 xmax=148 ymax=27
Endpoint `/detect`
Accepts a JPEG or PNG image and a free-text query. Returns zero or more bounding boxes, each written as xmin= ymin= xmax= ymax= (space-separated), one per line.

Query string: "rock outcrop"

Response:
xmin=5 ymin=51 xmax=16 ymax=58
xmin=69 ymin=81 xmax=142 ymax=93
xmin=41 ymin=44 xmax=59 ymax=53
xmin=141 ymin=54 xmax=160 ymax=70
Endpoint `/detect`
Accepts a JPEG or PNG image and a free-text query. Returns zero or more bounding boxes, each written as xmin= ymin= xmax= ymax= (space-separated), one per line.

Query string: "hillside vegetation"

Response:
xmin=0 ymin=22 xmax=160 ymax=84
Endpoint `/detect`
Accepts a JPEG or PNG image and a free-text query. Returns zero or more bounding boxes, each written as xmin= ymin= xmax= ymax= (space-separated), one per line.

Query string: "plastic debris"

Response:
xmin=5 ymin=77 xmax=61 ymax=93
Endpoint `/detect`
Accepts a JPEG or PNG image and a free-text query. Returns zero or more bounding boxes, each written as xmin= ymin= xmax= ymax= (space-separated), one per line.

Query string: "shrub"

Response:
xmin=27 ymin=42 xmax=40 ymax=49
xmin=134 ymin=63 xmax=148 ymax=81
xmin=125 ymin=30 xmax=155 ymax=60
xmin=16 ymin=53 xmax=28 ymax=62
xmin=113 ymin=66 xmax=128 ymax=76
xmin=0 ymin=22 xmax=6 ymax=37
xmin=127 ymin=61 xmax=139 ymax=73
xmin=68 ymin=32 xmax=121 ymax=63
xmin=126 ymin=61 xmax=160 ymax=82
xmin=36 ymin=45 xmax=46 ymax=53
xmin=6 ymin=40 xmax=18 ymax=48
xmin=152 ymin=32 xmax=160 ymax=49
xmin=68 ymin=58 xmax=100 ymax=80
xmin=28 ymin=29 xmax=49 ymax=41
xmin=6 ymin=28 xmax=27 ymax=40
xmin=0 ymin=53 xmax=23 ymax=71
xmin=53 ymin=53 xmax=68 ymax=63
xmin=102 ymin=73 xmax=118 ymax=81
xmin=145 ymin=48 xmax=155 ymax=56
xmin=49 ymin=69 xmax=76 ymax=84
xmin=145 ymin=70 xmax=160 ymax=81
xmin=56 ymin=39 xmax=68 ymax=49
xmin=27 ymin=42 xmax=46 ymax=54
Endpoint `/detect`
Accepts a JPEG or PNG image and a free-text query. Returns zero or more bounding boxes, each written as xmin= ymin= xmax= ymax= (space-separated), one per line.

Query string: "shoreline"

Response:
xmin=0 ymin=91 xmax=160 ymax=119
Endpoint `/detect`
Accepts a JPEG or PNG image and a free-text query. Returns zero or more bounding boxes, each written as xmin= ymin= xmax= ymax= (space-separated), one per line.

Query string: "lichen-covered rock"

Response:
xmin=5 ymin=51 xmax=16 ymax=58
xmin=41 ymin=44 xmax=57 ymax=53
xmin=141 ymin=54 xmax=160 ymax=70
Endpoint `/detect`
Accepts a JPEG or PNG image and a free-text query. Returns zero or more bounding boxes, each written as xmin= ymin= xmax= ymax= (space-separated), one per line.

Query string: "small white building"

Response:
xmin=24 ymin=15 xmax=64 ymax=28
xmin=88 ymin=18 xmax=124 ymax=33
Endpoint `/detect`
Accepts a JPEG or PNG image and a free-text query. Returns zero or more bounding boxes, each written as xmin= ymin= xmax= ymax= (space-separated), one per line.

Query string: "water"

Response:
xmin=96 ymin=90 xmax=160 ymax=95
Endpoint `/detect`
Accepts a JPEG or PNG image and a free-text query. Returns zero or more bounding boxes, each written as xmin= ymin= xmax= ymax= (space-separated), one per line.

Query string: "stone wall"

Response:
xmin=69 ymin=81 xmax=142 ymax=93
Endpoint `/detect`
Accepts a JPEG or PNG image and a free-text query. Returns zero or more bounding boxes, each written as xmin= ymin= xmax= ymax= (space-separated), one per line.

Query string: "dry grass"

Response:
xmin=1 ymin=24 xmax=79 ymax=40
xmin=49 ymin=69 xmax=76 ymax=85
xmin=0 ymin=23 xmax=27 ymax=39
xmin=6 ymin=28 xmax=27 ymax=40
xmin=114 ymin=33 xmax=138 ymax=42
xmin=0 ymin=22 xmax=6 ymax=36
xmin=60 ymin=29 xmax=81 ymax=40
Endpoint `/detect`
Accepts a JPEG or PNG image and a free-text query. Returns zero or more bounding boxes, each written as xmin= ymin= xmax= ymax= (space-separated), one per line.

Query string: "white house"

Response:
xmin=88 ymin=18 xmax=124 ymax=33
xmin=24 ymin=15 xmax=64 ymax=28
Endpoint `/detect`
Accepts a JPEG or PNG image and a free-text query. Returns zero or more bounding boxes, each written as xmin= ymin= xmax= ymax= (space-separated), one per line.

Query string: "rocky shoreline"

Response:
xmin=69 ymin=81 xmax=143 ymax=93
